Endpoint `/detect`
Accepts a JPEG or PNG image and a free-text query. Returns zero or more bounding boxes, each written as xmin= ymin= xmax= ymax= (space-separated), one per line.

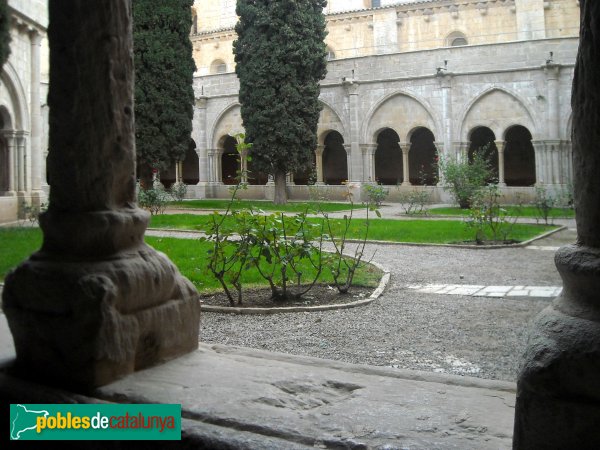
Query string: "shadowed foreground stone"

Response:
xmin=0 ymin=319 xmax=516 ymax=449
xmin=513 ymin=1 xmax=600 ymax=447
xmin=1 ymin=0 xmax=200 ymax=390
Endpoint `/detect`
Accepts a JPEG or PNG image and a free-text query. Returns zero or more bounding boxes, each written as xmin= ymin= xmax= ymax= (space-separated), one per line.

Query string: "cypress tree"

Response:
xmin=0 ymin=0 xmax=11 ymax=70
xmin=233 ymin=0 xmax=328 ymax=204
xmin=133 ymin=0 xmax=196 ymax=188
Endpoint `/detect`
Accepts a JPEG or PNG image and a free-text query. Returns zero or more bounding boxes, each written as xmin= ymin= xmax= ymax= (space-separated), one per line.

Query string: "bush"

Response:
xmin=363 ymin=184 xmax=389 ymax=207
xmin=170 ymin=181 xmax=187 ymax=201
xmin=438 ymin=146 xmax=494 ymax=209
xmin=138 ymin=183 xmax=170 ymax=215
xmin=533 ymin=186 xmax=556 ymax=225
xmin=465 ymin=184 xmax=519 ymax=244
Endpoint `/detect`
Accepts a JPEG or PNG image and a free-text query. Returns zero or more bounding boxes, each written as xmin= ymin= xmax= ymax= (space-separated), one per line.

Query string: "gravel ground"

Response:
xmin=200 ymin=228 xmax=572 ymax=383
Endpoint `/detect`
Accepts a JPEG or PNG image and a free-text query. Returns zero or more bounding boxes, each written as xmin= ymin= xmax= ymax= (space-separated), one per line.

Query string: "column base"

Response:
xmin=2 ymin=208 xmax=201 ymax=390
xmin=401 ymin=181 xmax=412 ymax=187
xmin=514 ymin=244 xmax=600 ymax=448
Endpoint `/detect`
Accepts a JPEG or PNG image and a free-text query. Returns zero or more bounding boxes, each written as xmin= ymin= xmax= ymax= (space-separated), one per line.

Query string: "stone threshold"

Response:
xmin=0 ymin=311 xmax=515 ymax=449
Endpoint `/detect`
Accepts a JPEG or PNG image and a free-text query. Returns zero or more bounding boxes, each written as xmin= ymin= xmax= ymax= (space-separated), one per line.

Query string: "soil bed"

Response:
xmin=200 ymin=284 xmax=375 ymax=309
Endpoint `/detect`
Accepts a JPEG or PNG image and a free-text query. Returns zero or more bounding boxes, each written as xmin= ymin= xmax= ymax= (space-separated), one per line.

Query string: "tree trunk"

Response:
xmin=273 ymin=170 xmax=288 ymax=205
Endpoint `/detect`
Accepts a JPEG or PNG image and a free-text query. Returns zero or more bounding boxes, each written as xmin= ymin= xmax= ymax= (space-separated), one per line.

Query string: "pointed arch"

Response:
xmin=457 ymin=86 xmax=538 ymax=141
xmin=362 ymin=90 xmax=441 ymax=144
xmin=209 ymin=102 xmax=244 ymax=150
xmin=0 ymin=62 xmax=30 ymax=131
xmin=317 ymin=99 xmax=346 ymax=145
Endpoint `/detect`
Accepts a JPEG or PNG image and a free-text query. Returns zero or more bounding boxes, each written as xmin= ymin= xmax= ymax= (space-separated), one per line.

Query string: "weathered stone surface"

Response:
xmin=2 ymin=0 xmax=201 ymax=390
xmin=514 ymin=2 xmax=600 ymax=447
xmin=97 ymin=344 xmax=516 ymax=449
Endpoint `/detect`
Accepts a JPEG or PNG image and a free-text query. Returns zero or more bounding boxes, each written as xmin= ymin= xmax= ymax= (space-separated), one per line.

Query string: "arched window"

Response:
xmin=446 ymin=31 xmax=468 ymax=47
xmin=210 ymin=59 xmax=227 ymax=74
xmin=326 ymin=47 xmax=335 ymax=61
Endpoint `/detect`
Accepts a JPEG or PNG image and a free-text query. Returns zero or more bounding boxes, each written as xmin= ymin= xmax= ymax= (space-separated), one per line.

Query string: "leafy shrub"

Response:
xmin=20 ymin=201 xmax=47 ymax=226
xmin=398 ymin=189 xmax=431 ymax=215
xmin=533 ymin=186 xmax=556 ymax=225
xmin=138 ymin=183 xmax=170 ymax=215
xmin=438 ymin=146 xmax=494 ymax=209
xmin=465 ymin=184 xmax=519 ymax=244
xmin=363 ymin=184 xmax=389 ymax=207
xmin=170 ymin=181 xmax=187 ymax=201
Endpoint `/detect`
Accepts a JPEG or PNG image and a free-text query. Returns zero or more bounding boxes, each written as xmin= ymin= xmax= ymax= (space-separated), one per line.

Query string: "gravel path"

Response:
xmin=200 ymin=228 xmax=572 ymax=383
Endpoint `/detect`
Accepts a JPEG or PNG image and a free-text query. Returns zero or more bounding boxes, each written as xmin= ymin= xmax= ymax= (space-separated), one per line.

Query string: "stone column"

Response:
xmin=433 ymin=141 xmax=444 ymax=185
xmin=343 ymin=78 xmax=362 ymax=184
xmin=514 ymin=2 xmax=600 ymax=447
xmin=315 ymin=145 xmax=324 ymax=184
xmin=545 ymin=63 xmax=561 ymax=141
xmin=400 ymin=142 xmax=411 ymax=186
xmin=2 ymin=0 xmax=200 ymax=390
xmin=3 ymin=131 xmax=16 ymax=194
xmin=286 ymin=172 xmax=294 ymax=185
xmin=532 ymin=140 xmax=544 ymax=185
xmin=174 ymin=160 xmax=181 ymax=183
xmin=241 ymin=149 xmax=249 ymax=184
xmin=194 ymin=96 xmax=209 ymax=187
xmin=361 ymin=143 xmax=376 ymax=183
xmin=29 ymin=29 xmax=43 ymax=203
xmin=15 ymin=131 xmax=26 ymax=193
xmin=438 ymin=73 xmax=453 ymax=161
xmin=495 ymin=140 xmax=506 ymax=186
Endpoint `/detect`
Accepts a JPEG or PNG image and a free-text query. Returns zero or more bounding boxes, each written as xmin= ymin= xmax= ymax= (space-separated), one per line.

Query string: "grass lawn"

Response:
xmin=149 ymin=214 xmax=557 ymax=245
xmin=170 ymin=199 xmax=352 ymax=213
xmin=0 ymin=228 xmax=381 ymax=292
xmin=428 ymin=205 xmax=574 ymax=219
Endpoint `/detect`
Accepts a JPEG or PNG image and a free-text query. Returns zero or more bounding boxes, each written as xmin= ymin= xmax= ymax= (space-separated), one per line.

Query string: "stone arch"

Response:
xmin=322 ymin=130 xmax=347 ymax=185
xmin=210 ymin=103 xmax=244 ymax=150
xmin=317 ymin=100 xmax=346 ymax=145
xmin=504 ymin=125 xmax=536 ymax=187
xmin=458 ymin=87 xmax=537 ymax=141
xmin=446 ymin=30 xmax=468 ymax=47
xmin=0 ymin=62 xmax=29 ymax=131
xmin=408 ymin=127 xmax=437 ymax=185
xmin=374 ymin=128 xmax=402 ymax=185
xmin=468 ymin=126 xmax=498 ymax=183
xmin=210 ymin=59 xmax=227 ymax=74
xmin=362 ymin=90 xmax=440 ymax=144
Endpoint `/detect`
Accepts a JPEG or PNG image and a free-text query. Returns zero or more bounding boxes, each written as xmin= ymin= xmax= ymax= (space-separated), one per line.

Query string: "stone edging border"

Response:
xmin=149 ymin=224 xmax=566 ymax=250
xmin=200 ymin=260 xmax=391 ymax=315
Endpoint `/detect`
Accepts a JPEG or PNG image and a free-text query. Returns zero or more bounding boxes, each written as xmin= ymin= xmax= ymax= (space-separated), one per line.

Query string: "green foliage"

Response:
xmin=319 ymin=202 xmax=375 ymax=294
xmin=233 ymin=0 xmax=328 ymax=196
xmin=19 ymin=201 xmax=47 ymax=226
xmin=398 ymin=189 xmax=431 ymax=215
xmin=465 ymin=184 xmax=519 ymax=244
xmin=363 ymin=184 xmax=389 ymax=208
xmin=169 ymin=181 xmax=187 ymax=201
xmin=533 ymin=186 xmax=556 ymax=225
xmin=438 ymin=147 xmax=495 ymax=209
xmin=0 ymin=0 xmax=10 ymax=70
xmin=133 ymin=0 xmax=196 ymax=184
xmin=137 ymin=182 xmax=171 ymax=215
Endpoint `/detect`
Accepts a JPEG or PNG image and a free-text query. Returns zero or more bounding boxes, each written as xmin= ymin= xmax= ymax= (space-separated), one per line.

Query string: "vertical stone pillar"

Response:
xmin=175 ymin=160 xmax=181 ymax=183
xmin=29 ymin=29 xmax=43 ymax=202
xmin=4 ymin=131 xmax=16 ymax=194
xmin=315 ymin=145 xmax=324 ymax=184
xmin=2 ymin=0 xmax=200 ymax=390
xmin=361 ymin=144 xmax=376 ymax=183
xmin=194 ymin=96 xmax=209 ymax=186
xmin=438 ymin=73 xmax=453 ymax=160
xmin=514 ymin=2 xmax=600 ymax=447
xmin=545 ymin=63 xmax=561 ymax=141
xmin=241 ymin=149 xmax=249 ymax=184
xmin=15 ymin=132 xmax=26 ymax=193
xmin=343 ymin=78 xmax=362 ymax=184
xmin=495 ymin=140 xmax=506 ymax=186
xmin=532 ymin=140 xmax=544 ymax=185
xmin=400 ymin=142 xmax=411 ymax=186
